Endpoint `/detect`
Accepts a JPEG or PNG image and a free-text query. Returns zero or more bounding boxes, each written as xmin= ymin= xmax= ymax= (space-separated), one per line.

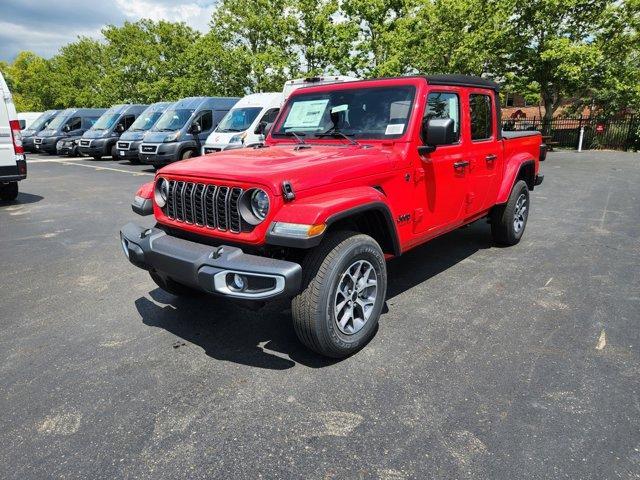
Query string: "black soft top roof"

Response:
xmin=425 ymin=74 xmax=500 ymax=92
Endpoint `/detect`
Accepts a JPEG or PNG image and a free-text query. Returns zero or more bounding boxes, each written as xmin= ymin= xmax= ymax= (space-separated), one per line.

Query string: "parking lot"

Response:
xmin=1 ymin=150 xmax=639 ymax=479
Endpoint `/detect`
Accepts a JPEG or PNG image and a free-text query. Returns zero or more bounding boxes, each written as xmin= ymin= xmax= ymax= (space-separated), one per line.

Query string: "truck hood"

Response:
xmin=159 ymin=144 xmax=400 ymax=196
xmin=83 ymin=129 xmax=112 ymax=139
xmin=38 ymin=129 xmax=61 ymax=138
xmin=120 ymin=130 xmax=145 ymax=141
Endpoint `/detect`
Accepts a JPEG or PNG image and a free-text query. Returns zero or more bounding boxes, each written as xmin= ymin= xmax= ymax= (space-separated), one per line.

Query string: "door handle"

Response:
xmin=453 ymin=161 xmax=470 ymax=170
xmin=485 ymin=154 xmax=497 ymax=162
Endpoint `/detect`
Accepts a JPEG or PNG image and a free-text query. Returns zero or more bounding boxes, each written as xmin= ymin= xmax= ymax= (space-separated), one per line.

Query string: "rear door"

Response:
xmin=413 ymin=87 xmax=468 ymax=234
xmin=464 ymin=90 xmax=502 ymax=216
xmin=0 ymin=82 xmax=14 ymax=168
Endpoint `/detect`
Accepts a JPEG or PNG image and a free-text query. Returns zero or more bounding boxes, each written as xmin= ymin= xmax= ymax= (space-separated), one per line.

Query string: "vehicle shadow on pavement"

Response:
xmin=0 ymin=192 xmax=43 ymax=206
xmin=134 ymin=221 xmax=493 ymax=370
xmin=135 ymin=292 xmax=340 ymax=370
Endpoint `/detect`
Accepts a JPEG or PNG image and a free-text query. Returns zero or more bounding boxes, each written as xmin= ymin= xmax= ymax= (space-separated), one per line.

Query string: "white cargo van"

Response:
xmin=0 ymin=71 xmax=26 ymax=202
xmin=202 ymin=92 xmax=282 ymax=154
xmin=17 ymin=112 xmax=43 ymax=130
xmin=201 ymin=76 xmax=359 ymax=154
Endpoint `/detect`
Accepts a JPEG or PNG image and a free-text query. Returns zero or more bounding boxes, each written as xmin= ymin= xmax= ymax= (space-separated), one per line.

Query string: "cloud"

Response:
xmin=0 ymin=0 xmax=217 ymax=62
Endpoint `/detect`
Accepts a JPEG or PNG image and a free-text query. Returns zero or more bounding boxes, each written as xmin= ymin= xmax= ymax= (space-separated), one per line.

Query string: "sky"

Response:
xmin=0 ymin=0 xmax=218 ymax=62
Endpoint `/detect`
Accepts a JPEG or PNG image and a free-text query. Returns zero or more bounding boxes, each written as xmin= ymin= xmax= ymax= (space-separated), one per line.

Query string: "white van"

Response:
xmin=0 ymin=71 xmax=26 ymax=202
xmin=202 ymin=92 xmax=282 ymax=154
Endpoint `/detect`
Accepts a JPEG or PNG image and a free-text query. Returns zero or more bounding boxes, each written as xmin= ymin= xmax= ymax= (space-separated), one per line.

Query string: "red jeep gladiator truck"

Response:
xmin=121 ymin=75 xmax=544 ymax=358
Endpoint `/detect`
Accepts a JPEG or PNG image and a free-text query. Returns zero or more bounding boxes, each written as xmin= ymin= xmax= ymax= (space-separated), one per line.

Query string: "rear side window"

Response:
xmin=196 ymin=110 xmax=213 ymax=131
xmin=424 ymin=92 xmax=460 ymax=142
xmin=260 ymin=108 xmax=280 ymax=124
xmin=121 ymin=115 xmax=135 ymax=129
xmin=470 ymin=94 xmax=493 ymax=140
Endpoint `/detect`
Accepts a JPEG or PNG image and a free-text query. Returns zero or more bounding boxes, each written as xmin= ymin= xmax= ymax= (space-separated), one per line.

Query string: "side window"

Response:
xmin=470 ymin=94 xmax=493 ymax=141
xmin=260 ymin=108 xmax=280 ymax=124
xmin=85 ymin=117 xmax=99 ymax=128
xmin=121 ymin=115 xmax=135 ymax=129
xmin=67 ymin=117 xmax=81 ymax=131
xmin=196 ymin=110 xmax=213 ymax=131
xmin=423 ymin=92 xmax=460 ymax=143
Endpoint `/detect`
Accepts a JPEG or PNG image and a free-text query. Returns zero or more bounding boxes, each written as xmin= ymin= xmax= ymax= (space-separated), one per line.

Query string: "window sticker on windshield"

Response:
xmin=284 ymin=99 xmax=329 ymax=129
xmin=330 ymin=104 xmax=348 ymax=114
xmin=385 ymin=124 xmax=405 ymax=135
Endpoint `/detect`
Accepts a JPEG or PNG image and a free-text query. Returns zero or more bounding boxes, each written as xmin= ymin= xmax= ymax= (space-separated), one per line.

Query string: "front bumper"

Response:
xmin=78 ymin=138 xmax=111 ymax=157
xmin=120 ymin=223 xmax=302 ymax=300
xmin=23 ymin=136 xmax=36 ymax=152
xmin=139 ymin=142 xmax=181 ymax=167
xmin=33 ymin=137 xmax=60 ymax=153
xmin=116 ymin=140 xmax=142 ymax=160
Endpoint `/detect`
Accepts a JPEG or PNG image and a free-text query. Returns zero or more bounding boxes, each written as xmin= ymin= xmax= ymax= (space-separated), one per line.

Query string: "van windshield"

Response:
xmin=216 ymin=107 xmax=262 ymax=133
xmin=273 ymin=85 xmax=416 ymax=140
xmin=129 ymin=111 xmax=163 ymax=131
xmin=29 ymin=112 xmax=55 ymax=131
xmin=47 ymin=114 xmax=70 ymax=131
xmin=152 ymin=109 xmax=195 ymax=131
xmin=92 ymin=113 xmax=120 ymax=131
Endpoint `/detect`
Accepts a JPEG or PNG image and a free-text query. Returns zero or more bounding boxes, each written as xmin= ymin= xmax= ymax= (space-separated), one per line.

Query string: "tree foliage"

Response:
xmin=0 ymin=1 xmax=637 ymax=119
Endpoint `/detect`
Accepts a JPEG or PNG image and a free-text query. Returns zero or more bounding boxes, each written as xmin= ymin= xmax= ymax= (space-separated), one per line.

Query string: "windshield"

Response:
xmin=47 ymin=113 xmax=71 ymax=131
xmin=273 ymin=85 xmax=416 ymax=140
xmin=91 ymin=113 xmax=120 ymax=131
xmin=129 ymin=111 xmax=164 ymax=131
xmin=29 ymin=112 xmax=55 ymax=131
xmin=152 ymin=109 xmax=195 ymax=131
xmin=216 ymin=107 xmax=262 ymax=133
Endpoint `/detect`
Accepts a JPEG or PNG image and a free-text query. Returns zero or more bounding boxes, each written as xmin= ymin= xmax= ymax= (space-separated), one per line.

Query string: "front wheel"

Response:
xmin=92 ymin=155 xmax=102 ymax=161
xmin=292 ymin=231 xmax=387 ymax=358
xmin=0 ymin=182 xmax=18 ymax=201
xmin=491 ymin=180 xmax=530 ymax=245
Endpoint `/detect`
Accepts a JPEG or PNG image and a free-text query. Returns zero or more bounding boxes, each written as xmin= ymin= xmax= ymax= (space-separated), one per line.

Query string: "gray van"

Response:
xmin=33 ymin=108 xmax=106 ymax=154
xmin=78 ymin=104 xmax=148 ymax=160
xmin=139 ymin=96 xmax=239 ymax=169
xmin=21 ymin=110 xmax=59 ymax=153
xmin=116 ymin=102 xmax=172 ymax=163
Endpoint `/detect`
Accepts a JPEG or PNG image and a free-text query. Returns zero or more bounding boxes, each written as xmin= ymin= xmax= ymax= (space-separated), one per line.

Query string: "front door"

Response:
xmin=413 ymin=88 xmax=469 ymax=235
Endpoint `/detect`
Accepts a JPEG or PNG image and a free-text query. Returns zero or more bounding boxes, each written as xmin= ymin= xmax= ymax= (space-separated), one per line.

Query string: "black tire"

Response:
xmin=110 ymin=144 xmax=118 ymax=159
xmin=180 ymin=149 xmax=194 ymax=160
xmin=292 ymin=231 xmax=387 ymax=358
xmin=490 ymin=180 xmax=530 ymax=246
xmin=149 ymin=271 xmax=202 ymax=297
xmin=0 ymin=182 xmax=18 ymax=201
xmin=92 ymin=155 xmax=102 ymax=161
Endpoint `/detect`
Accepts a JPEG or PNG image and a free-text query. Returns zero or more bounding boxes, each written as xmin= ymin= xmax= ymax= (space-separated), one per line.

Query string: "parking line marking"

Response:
xmin=28 ymin=158 xmax=153 ymax=176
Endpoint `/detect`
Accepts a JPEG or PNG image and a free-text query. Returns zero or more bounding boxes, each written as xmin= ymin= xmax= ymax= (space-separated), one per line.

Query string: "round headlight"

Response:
xmin=250 ymin=189 xmax=269 ymax=221
xmin=154 ymin=177 xmax=168 ymax=208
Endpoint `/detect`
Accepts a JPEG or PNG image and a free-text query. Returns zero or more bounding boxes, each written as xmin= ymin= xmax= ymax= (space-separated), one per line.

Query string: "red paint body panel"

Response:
xmin=147 ymin=76 xmax=541 ymax=255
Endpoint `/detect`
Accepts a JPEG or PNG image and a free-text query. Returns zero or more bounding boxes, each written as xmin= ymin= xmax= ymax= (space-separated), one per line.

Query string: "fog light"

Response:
xmin=230 ymin=273 xmax=247 ymax=292
xmin=120 ymin=235 xmax=129 ymax=258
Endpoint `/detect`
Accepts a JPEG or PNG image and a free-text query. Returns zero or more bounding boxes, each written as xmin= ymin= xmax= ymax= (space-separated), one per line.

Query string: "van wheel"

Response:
xmin=491 ymin=180 xmax=529 ymax=245
xmin=111 ymin=145 xmax=118 ymax=159
xmin=180 ymin=150 xmax=194 ymax=160
xmin=149 ymin=271 xmax=202 ymax=297
xmin=0 ymin=182 xmax=19 ymax=201
xmin=292 ymin=231 xmax=387 ymax=358
xmin=92 ymin=155 xmax=102 ymax=161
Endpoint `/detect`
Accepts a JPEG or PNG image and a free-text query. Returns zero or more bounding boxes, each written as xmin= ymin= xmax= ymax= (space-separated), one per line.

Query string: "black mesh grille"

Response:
xmin=162 ymin=180 xmax=243 ymax=233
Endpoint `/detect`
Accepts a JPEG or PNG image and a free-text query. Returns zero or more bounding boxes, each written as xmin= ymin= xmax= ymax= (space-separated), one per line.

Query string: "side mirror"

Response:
xmin=62 ymin=124 xmax=71 ymax=133
xmin=254 ymin=121 xmax=267 ymax=135
xmin=419 ymin=118 xmax=456 ymax=154
xmin=115 ymin=123 xmax=125 ymax=133
xmin=189 ymin=122 xmax=202 ymax=134
xmin=263 ymin=122 xmax=273 ymax=137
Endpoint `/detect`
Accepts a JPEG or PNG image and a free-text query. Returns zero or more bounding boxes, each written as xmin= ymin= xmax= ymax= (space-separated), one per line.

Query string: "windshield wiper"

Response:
xmin=272 ymin=131 xmax=308 ymax=145
xmin=315 ymin=130 xmax=358 ymax=145
xmin=219 ymin=128 xmax=243 ymax=133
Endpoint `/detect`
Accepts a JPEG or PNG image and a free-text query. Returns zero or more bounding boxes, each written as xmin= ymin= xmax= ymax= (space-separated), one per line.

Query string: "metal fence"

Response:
xmin=502 ymin=115 xmax=639 ymax=151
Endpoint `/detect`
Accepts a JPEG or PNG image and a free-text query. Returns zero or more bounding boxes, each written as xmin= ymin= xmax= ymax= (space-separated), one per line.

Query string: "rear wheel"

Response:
xmin=0 ymin=182 xmax=18 ymax=201
xmin=491 ymin=180 xmax=529 ymax=245
xmin=149 ymin=271 xmax=202 ymax=297
xmin=292 ymin=231 xmax=387 ymax=358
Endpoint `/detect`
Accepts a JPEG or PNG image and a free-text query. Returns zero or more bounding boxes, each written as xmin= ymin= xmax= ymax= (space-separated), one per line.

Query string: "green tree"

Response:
xmin=211 ymin=0 xmax=300 ymax=91
xmin=3 ymin=52 xmax=56 ymax=111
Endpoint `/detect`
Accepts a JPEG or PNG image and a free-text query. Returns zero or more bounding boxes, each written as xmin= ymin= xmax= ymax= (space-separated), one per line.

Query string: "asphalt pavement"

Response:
xmin=1 ymin=150 xmax=639 ymax=479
